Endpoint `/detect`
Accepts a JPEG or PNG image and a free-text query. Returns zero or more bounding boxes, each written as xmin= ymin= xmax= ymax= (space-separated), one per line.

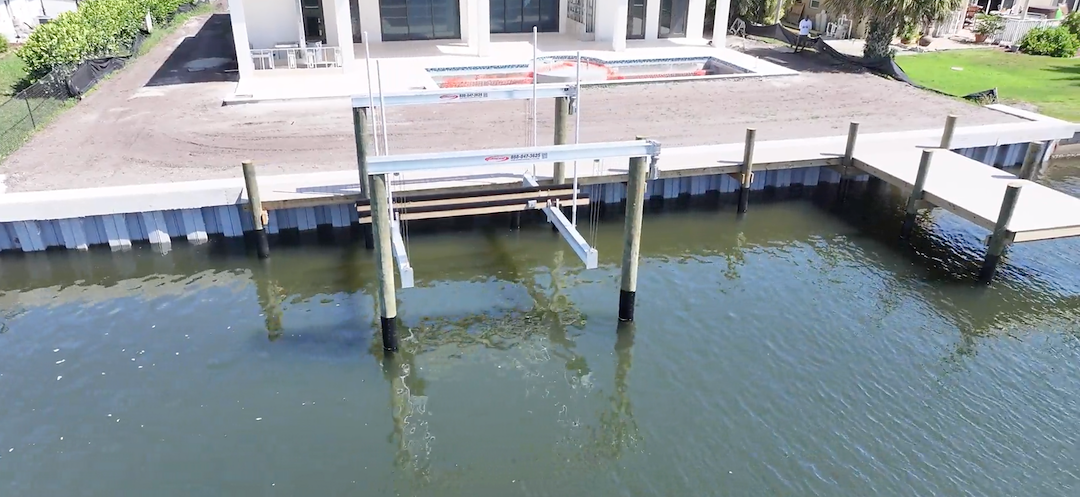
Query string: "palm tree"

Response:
xmin=824 ymin=0 xmax=963 ymax=59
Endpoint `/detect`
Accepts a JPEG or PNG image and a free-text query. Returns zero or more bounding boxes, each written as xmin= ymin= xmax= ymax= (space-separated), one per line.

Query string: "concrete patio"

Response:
xmin=225 ymin=33 xmax=796 ymax=105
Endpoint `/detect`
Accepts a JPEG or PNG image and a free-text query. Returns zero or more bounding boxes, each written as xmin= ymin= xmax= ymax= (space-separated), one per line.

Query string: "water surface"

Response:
xmin=2 ymin=160 xmax=1080 ymax=496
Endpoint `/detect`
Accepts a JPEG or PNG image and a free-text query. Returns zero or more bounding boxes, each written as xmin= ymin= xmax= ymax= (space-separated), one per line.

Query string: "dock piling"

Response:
xmin=619 ymin=137 xmax=649 ymax=322
xmin=940 ymin=115 xmax=957 ymax=149
xmin=369 ymin=173 xmax=399 ymax=352
xmin=553 ymin=96 xmax=570 ymax=184
xmin=980 ymin=182 xmax=1023 ymax=284
xmin=738 ymin=128 xmax=756 ymax=214
xmin=900 ymin=150 xmax=934 ymax=240
xmin=353 ymin=107 xmax=375 ymax=249
xmin=1018 ymin=142 xmax=1043 ymax=180
xmin=838 ymin=122 xmax=860 ymax=202
xmin=242 ymin=160 xmax=270 ymax=259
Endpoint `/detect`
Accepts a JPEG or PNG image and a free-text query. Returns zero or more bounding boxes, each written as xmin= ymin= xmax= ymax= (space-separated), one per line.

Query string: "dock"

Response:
xmin=0 ymin=79 xmax=1077 ymax=287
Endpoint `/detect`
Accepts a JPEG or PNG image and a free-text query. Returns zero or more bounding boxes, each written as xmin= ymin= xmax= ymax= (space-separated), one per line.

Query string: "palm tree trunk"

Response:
xmin=863 ymin=17 xmax=897 ymax=60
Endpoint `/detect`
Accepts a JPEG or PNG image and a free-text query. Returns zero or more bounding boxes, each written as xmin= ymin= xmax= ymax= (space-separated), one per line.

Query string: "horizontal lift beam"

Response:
xmin=351 ymin=83 xmax=578 ymax=109
xmin=523 ymin=174 xmax=598 ymax=269
xmin=367 ymin=140 xmax=661 ymax=175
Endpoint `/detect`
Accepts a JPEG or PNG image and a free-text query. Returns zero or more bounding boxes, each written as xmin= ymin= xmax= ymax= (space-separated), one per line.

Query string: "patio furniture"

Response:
xmin=251 ymin=48 xmax=274 ymax=70
xmin=274 ymin=42 xmax=302 ymax=69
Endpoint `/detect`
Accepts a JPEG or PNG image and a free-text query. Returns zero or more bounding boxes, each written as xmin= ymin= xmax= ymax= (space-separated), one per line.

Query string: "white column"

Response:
xmin=359 ymin=0 xmax=383 ymax=43
xmin=711 ymin=0 xmax=730 ymax=47
xmin=476 ymin=0 xmax=491 ymax=56
xmin=645 ymin=0 xmax=660 ymax=40
xmin=612 ymin=0 xmax=627 ymax=51
xmin=228 ymin=0 xmax=255 ymax=81
xmin=687 ymin=0 xmax=706 ymax=40
xmin=332 ymin=0 xmax=356 ymax=71
xmin=462 ymin=0 xmax=473 ymax=45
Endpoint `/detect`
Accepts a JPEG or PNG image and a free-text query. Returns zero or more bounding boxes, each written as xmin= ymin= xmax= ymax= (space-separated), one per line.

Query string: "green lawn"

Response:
xmin=897 ymin=49 xmax=1080 ymax=122
xmin=0 ymin=54 xmax=27 ymax=97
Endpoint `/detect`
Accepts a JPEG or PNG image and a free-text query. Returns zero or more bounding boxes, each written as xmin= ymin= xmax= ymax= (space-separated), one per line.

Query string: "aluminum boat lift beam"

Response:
xmin=371 ymin=139 xmax=660 ymax=274
xmin=351 ymin=83 xmax=578 ymax=109
xmin=522 ymin=173 xmax=599 ymax=269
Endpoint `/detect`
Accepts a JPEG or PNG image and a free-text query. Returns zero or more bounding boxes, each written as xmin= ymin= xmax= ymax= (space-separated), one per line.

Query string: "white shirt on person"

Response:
xmin=799 ymin=19 xmax=812 ymax=36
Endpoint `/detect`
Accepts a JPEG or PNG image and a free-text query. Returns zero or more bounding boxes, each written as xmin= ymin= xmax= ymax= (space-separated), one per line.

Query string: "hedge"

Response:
xmin=1018 ymin=26 xmax=1080 ymax=58
xmin=17 ymin=0 xmax=189 ymax=79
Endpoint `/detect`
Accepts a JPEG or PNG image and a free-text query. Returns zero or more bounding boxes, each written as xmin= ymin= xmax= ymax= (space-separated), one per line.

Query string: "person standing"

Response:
xmin=795 ymin=16 xmax=813 ymax=53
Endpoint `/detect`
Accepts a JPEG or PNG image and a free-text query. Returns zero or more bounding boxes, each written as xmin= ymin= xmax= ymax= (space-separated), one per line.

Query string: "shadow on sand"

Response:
xmin=145 ymin=13 xmax=239 ymax=87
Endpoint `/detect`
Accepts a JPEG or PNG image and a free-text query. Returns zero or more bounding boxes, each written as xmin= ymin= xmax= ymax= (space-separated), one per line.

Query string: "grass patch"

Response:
xmin=0 ymin=54 xmax=27 ymax=97
xmin=897 ymin=49 xmax=1080 ymax=122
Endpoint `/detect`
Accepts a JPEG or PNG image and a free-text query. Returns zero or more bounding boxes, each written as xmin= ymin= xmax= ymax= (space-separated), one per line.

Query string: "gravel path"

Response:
xmin=0 ymin=12 xmax=1020 ymax=193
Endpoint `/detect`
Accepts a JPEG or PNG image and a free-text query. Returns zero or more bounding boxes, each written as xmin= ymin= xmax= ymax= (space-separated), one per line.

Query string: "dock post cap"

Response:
xmin=242 ymin=160 xmax=254 ymax=165
xmin=1007 ymin=181 xmax=1025 ymax=188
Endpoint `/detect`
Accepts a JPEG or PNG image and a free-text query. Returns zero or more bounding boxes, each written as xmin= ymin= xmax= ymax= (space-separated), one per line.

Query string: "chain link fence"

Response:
xmin=0 ymin=1 xmax=208 ymax=161
xmin=0 ymin=67 xmax=73 ymax=160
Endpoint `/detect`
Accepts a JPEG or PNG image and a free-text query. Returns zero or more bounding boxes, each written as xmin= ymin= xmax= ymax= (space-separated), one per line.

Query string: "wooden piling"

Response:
xmin=242 ymin=160 xmax=270 ymax=259
xmin=738 ymin=128 xmax=755 ymax=214
xmin=979 ymin=182 xmax=1023 ymax=284
xmin=619 ymin=136 xmax=649 ymax=322
xmin=1018 ymin=142 xmax=1043 ymax=180
xmin=838 ymin=122 xmax=859 ymax=201
xmin=940 ymin=115 xmax=957 ymax=150
xmin=553 ymin=96 xmax=570 ymax=184
xmin=900 ymin=150 xmax=934 ymax=239
xmin=369 ymin=173 xmax=399 ymax=352
xmin=353 ymin=107 xmax=375 ymax=249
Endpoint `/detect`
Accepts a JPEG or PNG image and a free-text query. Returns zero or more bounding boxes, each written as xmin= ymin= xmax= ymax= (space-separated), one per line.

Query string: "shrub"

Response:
xmin=1063 ymin=12 xmax=1080 ymax=41
xmin=1018 ymin=26 xmax=1080 ymax=58
xmin=0 ymin=35 xmax=9 ymax=55
xmin=972 ymin=13 xmax=1005 ymax=37
xmin=17 ymin=0 xmax=191 ymax=79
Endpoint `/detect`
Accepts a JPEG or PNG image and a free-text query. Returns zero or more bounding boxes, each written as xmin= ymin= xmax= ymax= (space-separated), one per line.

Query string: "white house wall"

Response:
xmin=243 ymin=0 xmax=303 ymax=48
xmin=1 ymin=0 xmax=79 ymax=42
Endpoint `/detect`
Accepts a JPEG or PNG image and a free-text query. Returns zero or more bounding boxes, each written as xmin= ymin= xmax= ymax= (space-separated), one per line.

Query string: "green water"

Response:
xmin=2 ymin=161 xmax=1080 ymax=496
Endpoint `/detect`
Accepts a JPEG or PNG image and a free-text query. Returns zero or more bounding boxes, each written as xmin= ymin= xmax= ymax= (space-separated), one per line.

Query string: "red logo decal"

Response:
xmin=439 ymin=94 xmax=459 ymax=100
xmin=485 ymin=156 xmax=510 ymax=162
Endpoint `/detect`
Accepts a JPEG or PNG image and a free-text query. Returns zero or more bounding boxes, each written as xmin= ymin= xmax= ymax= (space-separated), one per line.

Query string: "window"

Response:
xmin=809 ymin=0 xmax=820 ymax=9
xmin=379 ymin=0 xmax=461 ymax=41
xmin=658 ymin=0 xmax=689 ymax=38
xmin=490 ymin=0 xmax=559 ymax=34
xmin=626 ymin=0 xmax=646 ymax=39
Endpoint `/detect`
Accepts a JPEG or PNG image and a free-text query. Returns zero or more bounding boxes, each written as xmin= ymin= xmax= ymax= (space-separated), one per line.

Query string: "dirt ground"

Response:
xmin=0 ymin=10 xmax=1021 ymax=193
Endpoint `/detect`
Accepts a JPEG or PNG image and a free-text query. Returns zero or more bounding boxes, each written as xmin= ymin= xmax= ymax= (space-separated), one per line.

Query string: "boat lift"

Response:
xmin=363 ymin=139 xmax=661 ymax=288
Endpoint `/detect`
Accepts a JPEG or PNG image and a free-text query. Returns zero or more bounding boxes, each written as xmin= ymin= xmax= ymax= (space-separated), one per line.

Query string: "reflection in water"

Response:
xmin=587 ymin=324 xmax=641 ymax=461
xmin=253 ymin=262 xmax=285 ymax=341
xmin=5 ymin=167 xmax=1080 ymax=495
xmin=382 ymin=348 xmax=433 ymax=480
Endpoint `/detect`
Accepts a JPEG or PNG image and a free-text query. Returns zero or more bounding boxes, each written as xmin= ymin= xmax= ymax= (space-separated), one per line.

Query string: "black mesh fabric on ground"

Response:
xmin=739 ymin=19 xmax=997 ymax=103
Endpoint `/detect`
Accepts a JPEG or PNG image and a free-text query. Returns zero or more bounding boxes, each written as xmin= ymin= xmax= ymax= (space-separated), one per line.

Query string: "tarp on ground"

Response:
xmin=67 ymin=56 xmax=130 ymax=96
xmin=739 ymin=19 xmax=998 ymax=104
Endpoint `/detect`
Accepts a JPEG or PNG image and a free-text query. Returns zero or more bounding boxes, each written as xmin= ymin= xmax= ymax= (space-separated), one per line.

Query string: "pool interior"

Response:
xmin=427 ymin=56 xmax=751 ymax=88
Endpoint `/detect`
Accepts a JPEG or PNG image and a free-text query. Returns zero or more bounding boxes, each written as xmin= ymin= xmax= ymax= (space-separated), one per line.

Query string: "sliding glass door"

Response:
xmin=490 ymin=0 xmax=559 ymax=34
xmin=301 ymin=0 xmax=327 ymax=44
xmin=380 ymin=0 xmax=462 ymax=41
xmin=658 ymin=0 xmax=688 ymax=38
xmin=626 ymin=0 xmax=646 ymax=39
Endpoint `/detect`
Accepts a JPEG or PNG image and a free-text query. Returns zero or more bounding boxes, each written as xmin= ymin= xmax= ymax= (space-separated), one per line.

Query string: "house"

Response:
xmin=226 ymin=0 xmax=730 ymax=81
xmin=0 ymin=0 xmax=79 ymax=43
xmin=780 ymin=0 xmax=970 ymax=39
